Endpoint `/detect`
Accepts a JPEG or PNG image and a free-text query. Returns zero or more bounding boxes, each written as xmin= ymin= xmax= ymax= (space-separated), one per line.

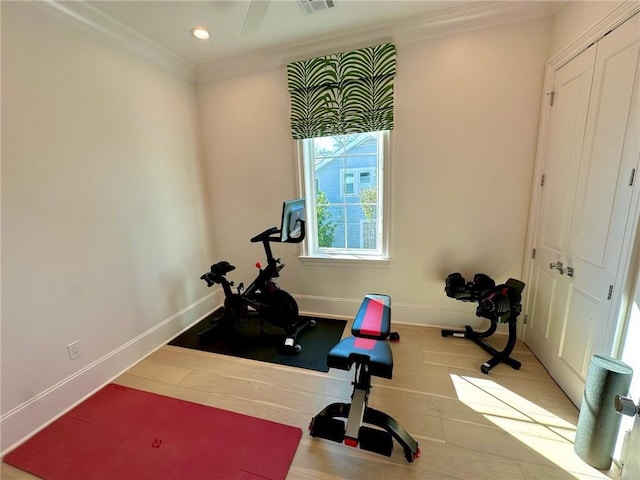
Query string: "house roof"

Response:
xmin=315 ymin=133 xmax=377 ymax=171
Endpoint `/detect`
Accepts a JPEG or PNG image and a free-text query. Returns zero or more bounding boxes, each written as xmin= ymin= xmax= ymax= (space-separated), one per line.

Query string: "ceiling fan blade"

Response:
xmin=241 ymin=0 xmax=270 ymax=38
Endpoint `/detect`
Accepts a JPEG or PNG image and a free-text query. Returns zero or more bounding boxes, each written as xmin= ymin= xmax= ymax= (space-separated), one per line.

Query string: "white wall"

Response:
xmin=1 ymin=2 xmax=216 ymax=452
xmin=618 ymin=269 xmax=640 ymax=471
xmin=196 ymin=17 xmax=552 ymax=326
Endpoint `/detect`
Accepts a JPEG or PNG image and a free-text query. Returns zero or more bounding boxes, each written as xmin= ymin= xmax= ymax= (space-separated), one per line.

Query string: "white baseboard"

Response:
xmin=0 ymin=290 xmax=223 ymax=455
xmin=294 ymin=293 xmax=499 ymax=331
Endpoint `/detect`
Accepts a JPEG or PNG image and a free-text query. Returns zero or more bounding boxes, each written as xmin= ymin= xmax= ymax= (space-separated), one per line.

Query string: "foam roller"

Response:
xmin=574 ymin=355 xmax=633 ymax=469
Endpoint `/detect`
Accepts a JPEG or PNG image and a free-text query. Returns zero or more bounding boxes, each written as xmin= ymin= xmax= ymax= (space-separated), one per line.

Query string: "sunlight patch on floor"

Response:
xmin=450 ymin=374 xmax=609 ymax=479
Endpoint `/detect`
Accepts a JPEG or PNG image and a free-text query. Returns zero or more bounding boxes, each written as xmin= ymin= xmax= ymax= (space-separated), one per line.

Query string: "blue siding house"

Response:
xmin=314 ymin=134 xmax=379 ymax=250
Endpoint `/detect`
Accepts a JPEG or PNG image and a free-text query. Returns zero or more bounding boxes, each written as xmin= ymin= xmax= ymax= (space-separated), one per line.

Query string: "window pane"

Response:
xmin=345 ymin=204 xmax=363 ymax=249
xmin=359 ymin=171 xmax=371 ymax=189
xmin=362 ymin=205 xmax=378 ymax=249
xmin=312 ymin=136 xmax=338 ymax=157
xmin=306 ymin=131 xmax=386 ymax=256
xmin=345 ymin=172 xmax=354 ymax=195
xmin=327 ymin=205 xmax=344 ymax=248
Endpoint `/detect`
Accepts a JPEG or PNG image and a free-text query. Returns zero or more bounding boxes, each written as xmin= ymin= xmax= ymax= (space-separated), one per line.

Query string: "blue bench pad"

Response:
xmin=327 ymin=336 xmax=393 ymax=379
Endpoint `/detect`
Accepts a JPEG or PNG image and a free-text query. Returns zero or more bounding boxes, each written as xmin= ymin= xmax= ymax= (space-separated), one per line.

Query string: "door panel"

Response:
xmin=573 ymin=28 xmax=640 ymax=267
xmin=553 ymin=16 xmax=640 ymax=401
xmin=558 ymin=286 xmax=599 ymax=377
xmin=526 ymin=14 xmax=640 ymax=407
xmin=524 ymin=46 xmax=596 ymax=367
xmin=539 ymin=51 xmax=595 ymax=255
xmin=529 ymin=268 xmax=555 ymax=343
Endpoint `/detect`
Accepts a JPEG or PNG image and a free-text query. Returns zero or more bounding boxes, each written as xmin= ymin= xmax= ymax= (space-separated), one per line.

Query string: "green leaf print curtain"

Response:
xmin=287 ymin=43 xmax=396 ymax=140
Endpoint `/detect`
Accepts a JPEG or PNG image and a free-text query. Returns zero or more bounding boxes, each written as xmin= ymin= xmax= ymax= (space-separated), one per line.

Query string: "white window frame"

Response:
xmin=295 ymin=130 xmax=391 ymax=265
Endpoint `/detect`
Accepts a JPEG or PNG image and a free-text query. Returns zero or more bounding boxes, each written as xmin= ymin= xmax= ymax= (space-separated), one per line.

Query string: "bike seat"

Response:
xmin=210 ymin=261 xmax=235 ymax=276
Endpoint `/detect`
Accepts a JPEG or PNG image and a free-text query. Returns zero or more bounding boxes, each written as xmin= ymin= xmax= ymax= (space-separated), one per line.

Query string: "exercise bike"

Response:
xmin=198 ymin=199 xmax=314 ymax=353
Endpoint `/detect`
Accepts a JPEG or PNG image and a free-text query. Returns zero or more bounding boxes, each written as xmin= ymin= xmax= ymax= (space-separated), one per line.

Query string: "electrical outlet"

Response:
xmin=67 ymin=340 xmax=82 ymax=360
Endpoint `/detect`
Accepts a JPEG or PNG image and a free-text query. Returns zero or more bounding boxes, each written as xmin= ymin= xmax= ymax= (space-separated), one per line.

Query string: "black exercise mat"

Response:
xmin=168 ymin=311 xmax=347 ymax=372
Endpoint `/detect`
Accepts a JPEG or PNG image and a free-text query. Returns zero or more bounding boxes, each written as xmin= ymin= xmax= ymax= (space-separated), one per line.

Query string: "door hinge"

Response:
xmin=532 ymin=248 xmax=536 ymax=259
xmin=629 ymin=168 xmax=636 ymax=186
xmin=607 ymin=285 xmax=614 ymax=300
xmin=541 ymin=174 xmax=546 ymax=187
xmin=546 ymin=91 xmax=555 ymax=106
xmin=523 ymin=314 xmax=528 ymax=325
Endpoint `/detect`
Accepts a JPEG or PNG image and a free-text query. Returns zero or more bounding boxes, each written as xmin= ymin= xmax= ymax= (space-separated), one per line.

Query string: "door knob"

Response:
xmin=614 ymin=395 xmax=639 ymax=417
xmin=549 ymin=262 xmax=565 ymax=274
xmin=566 ymin=266 xmax=574 ymax=277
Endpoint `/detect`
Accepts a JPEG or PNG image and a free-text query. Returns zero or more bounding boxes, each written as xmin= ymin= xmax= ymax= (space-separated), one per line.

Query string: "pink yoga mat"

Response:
xmin=5 ymin=384 xmax=302 ymax=480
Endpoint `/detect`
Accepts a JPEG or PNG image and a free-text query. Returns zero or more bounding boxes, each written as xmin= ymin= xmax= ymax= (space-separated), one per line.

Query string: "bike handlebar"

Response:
xmin=250 ymin=226 xmax=280 ymax=243
xmin=249 ymin=220 xmax=306 ymax=244
xmin=200 ymin=272 xmax=217 ymax=287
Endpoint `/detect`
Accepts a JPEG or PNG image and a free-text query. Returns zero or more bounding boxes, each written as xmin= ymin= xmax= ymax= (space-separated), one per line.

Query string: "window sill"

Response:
xmin=299 ymin=255 xmax=392 ymax=268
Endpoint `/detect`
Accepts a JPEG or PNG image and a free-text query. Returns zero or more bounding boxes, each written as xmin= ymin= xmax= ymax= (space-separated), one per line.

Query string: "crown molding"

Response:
xmin=28 ymin=0 xmax=560 ymax=86
xmin=195 ymin=0 xmax=559 ymax=84
xmin=549 ymin=1 xmax=640 ymax=69
xmin=30 ymin=0 xmax=195 ymax=83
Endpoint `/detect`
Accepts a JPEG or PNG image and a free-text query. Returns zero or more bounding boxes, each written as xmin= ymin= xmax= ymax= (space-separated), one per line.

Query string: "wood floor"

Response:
xmin=2 ymin=321 xmax=618 ymax=480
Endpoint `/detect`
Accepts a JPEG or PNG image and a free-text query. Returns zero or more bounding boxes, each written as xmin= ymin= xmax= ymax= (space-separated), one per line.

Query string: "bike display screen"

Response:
xmin=280 ymin=198 xmax=305 ymax=243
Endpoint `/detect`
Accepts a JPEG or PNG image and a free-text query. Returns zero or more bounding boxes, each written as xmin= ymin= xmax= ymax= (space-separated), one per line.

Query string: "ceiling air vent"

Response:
xmin=298 ymin=0 xmax=336 ymax=15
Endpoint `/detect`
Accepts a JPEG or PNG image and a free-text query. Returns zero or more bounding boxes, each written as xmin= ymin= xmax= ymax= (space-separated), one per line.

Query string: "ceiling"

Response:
xmin=83 ymin=0 xmax=562 ymax=69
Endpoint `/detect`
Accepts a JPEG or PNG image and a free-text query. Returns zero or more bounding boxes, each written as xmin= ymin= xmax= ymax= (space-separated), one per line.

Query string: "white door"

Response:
xmin=525 ymin=15 xmax=640 ymax=406
xmin=525 ymin=45 xmax=596 ymax=369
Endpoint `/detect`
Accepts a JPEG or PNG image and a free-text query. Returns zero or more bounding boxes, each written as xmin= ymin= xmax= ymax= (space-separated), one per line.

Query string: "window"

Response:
xmin=298 ymin=131 xmax=389 ymax=260
xmin=344 ymin=172 xmax=355 ymax=195
xmin=341 ymin=169 xmax=374 ymax=196
xmin=360 ymin=171 xmax=371 ymax=189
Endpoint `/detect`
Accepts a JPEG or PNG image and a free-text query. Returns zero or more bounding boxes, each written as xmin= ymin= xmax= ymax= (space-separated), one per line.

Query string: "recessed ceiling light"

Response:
xmin=190 ymin=27 xmax=210 ymax=40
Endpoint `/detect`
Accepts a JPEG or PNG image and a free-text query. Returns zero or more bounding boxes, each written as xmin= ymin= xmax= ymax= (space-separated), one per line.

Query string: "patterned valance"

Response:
xmin=287 ymin=43 xmax=396 ymax=140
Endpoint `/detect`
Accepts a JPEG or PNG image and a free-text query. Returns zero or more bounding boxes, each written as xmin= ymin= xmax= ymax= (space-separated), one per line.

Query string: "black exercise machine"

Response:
xmin=309 ymin=294 xmax=420 ymax=463
xmin=441 ymin=273 xmax=525 ymax=374
xmin=199 ymin=199 xmax=314 ymax=354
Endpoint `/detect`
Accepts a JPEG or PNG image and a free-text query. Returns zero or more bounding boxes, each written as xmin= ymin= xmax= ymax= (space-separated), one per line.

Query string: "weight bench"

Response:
xmin=309 ymin=294 xmax=420 ymax=463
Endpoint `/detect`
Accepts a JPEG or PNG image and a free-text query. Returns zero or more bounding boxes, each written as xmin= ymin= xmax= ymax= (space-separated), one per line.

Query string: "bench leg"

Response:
xmin=344 ymin=389 xmax=366 ymax=445
xmin=309 ymin=402 xmax=349 ymax=442
xmin=309 ymin=400 xmax=420 ymax=462
xmin=363 ymin=407 xmax=420 ymax=462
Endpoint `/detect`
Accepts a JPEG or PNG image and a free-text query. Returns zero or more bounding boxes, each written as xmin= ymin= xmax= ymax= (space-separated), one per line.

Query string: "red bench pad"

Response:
xmin=352 ymin=294 xmax=391 ymax=340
